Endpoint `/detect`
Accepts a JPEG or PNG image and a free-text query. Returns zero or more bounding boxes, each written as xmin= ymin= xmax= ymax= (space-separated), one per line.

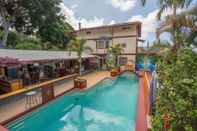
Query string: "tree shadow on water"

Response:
xmin=70 ymin=101 xmax=94 ymax=131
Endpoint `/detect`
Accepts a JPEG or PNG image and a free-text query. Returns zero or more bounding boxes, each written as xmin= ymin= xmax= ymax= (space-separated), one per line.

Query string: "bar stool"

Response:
xmin=25 ymin=91 xmax=39 ymax=109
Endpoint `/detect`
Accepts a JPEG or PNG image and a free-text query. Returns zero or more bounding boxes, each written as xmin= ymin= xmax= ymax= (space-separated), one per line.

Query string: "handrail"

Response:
xmin=0 ymin=74 xmax=77 ymax=100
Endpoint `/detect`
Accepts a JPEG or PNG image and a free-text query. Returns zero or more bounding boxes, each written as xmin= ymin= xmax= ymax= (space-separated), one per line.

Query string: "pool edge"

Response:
xmin=0 ymin=125 xmax=8 ymax=131
xmin=2 ymin=71 xmax=139 ymax=130
xmin=135 ymin=71 xmax=151 ymax=131
xmin=1 ymin=87 xmax=75 ymax=126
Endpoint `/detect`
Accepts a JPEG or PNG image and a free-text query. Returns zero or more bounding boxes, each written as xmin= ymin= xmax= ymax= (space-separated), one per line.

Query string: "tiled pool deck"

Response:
xmin=0 ymin=71 xmax=110 ymax=124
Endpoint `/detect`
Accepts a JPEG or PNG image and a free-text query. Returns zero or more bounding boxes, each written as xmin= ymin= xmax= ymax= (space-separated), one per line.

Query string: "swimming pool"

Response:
xmin=7 ymin=72 xmax=139 ymax=131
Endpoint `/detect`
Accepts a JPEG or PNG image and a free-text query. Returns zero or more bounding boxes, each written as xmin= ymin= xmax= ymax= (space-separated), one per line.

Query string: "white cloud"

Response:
xmin=109 ymin=20 xmax=116 ymax=25
xmin=71 ymin=4 xmax=78 ymax=9
xmin=60 ymin=3 xmax=115 ymax=30
xmin=108 ymin=0 xmax=136 ymax=12
xmin=128 ymin=9 xmax=159 ymax=40
xmin=128 ymin=8 xmax=177 ymax=40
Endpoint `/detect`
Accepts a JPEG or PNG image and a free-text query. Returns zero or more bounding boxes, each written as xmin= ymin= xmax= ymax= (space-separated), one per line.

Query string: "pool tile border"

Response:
xmin=135 ymin=71 xmax=151 ymax=131
xmin=0 ymin=125 xmax=8 ymax=131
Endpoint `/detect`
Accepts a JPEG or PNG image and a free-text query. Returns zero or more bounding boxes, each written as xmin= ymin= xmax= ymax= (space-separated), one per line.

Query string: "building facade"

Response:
xmin=75 ymin=22 xmax=142 ymax=68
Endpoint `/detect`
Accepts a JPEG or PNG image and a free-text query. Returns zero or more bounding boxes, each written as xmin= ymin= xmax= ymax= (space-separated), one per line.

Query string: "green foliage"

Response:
xmin=15 ymin=37 xmax=42 ymax=50
xmin=152 ymin=49 xmax=197 ymax=130
xmin=106 ymin=56 xmax=116 ymax=69
xmin=150 ymin=40 xmax=171 ymax=50
xmin=39 ymin=21 xmax=74 ymax=49
xmin=185 ymin=31 xmax=197 ymax=47
xmin=6 ymin=31 xmax=19 ymax=48
xmin=157 ymin=0 xmax=193 ymax=20
xmin=107 ymin=44 xmax=123 ymax=68
xmin=0 ymin=0 xmax=74 ymax=48
xmin=0 ymin=0 xmax=63 ymax=33
xmin=68 ymin=38 xmax=92 ymax=75
xmin=68 ymin=39 xmax=92 ymax=56
xmin=0 ymin=28 xmax=3 ymax=39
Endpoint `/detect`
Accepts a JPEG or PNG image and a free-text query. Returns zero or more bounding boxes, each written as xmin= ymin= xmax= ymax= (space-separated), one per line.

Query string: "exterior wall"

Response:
xmin=113 ymin=37 xmax=136 ymax=54
xmin=76 ymin=23 xmax=139 ymax=64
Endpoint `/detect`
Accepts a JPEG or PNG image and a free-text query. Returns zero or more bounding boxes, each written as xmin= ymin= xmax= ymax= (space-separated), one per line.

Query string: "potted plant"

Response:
xmin=107 ymin=44 xmax=123 ymax=77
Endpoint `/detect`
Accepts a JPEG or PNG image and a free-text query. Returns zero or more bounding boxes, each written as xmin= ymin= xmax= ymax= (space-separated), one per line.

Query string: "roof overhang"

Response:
xmin=0 ymin=49 xmax=95 ymax=65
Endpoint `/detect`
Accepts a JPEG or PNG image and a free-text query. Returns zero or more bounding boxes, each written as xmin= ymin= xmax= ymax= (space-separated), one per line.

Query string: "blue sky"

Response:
xmin=62 ymin=0 xmax=197 ymax=46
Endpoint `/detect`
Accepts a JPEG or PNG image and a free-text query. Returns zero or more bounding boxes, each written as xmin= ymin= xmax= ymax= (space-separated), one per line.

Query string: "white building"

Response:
xmin=75 ymin=22 xmax=142 ymax=68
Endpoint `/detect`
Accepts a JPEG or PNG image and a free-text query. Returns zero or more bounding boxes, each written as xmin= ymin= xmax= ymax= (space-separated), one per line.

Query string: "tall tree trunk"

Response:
xmin=115 ymin=55 xmax=118 ymax=67
xmin=69 ymin=49 xmax=71 ymax=56
xmin=79 ymin=56 xmax=82 ymax=76
xmin=172 ymin=5 xmax=177 ymax=51
xmin=0 ymin=16 xmax=10 ymax=47
xmin=2 ymin=23 xmax=9 ymax=47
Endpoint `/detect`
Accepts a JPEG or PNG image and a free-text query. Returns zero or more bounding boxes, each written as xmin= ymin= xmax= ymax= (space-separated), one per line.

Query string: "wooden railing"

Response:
xmin=0 ymin=74 xmax=77 ymax=100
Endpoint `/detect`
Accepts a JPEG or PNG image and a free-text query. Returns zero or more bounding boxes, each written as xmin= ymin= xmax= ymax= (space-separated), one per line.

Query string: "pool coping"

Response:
xmin=135 ymin=71 xmax=151 ymax=131
xmin=0 ymin=125 xmax=7 ymax=131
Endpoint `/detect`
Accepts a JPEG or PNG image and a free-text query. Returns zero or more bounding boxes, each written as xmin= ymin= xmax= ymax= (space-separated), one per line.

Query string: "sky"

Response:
xmin=61 ymin=0 xmax=197 ymax=46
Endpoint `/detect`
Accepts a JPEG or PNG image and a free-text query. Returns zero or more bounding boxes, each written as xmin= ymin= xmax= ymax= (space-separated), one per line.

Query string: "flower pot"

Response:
xmin=110 ymin=69 xmax=118 ymax=77
xmin=74 ymin=78 xmax=87 ymax=89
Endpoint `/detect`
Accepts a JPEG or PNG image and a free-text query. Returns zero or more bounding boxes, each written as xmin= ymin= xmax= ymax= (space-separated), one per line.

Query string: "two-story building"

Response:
xmin=75 ymin=21 xmax=142 ymax=69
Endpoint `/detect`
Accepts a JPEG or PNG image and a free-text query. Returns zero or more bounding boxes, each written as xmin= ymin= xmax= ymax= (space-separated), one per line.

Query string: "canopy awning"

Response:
xmin=0 ymin=49 xmax=96 ymax=65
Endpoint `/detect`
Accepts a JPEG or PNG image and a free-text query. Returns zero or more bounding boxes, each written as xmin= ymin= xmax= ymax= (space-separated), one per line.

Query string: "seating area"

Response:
xmin=0 ymin=49 xmax=97 ymax=95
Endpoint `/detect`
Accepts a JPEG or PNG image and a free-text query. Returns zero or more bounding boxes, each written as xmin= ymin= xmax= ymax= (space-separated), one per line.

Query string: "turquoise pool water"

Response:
xmin=7 ymin=72 xmax=139 ymax=131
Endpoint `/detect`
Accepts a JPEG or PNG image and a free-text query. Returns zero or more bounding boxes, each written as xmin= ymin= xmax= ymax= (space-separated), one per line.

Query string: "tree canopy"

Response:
xmin=152 ymin=49 xmax=197 ymax=130
xmin=107 ymin=44 xmax=123 ymax=68
xmin=0 ymin=0 xmax=74 ymax=49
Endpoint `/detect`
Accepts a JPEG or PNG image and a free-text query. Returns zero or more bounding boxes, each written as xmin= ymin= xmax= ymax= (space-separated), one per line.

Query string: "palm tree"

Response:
xmin=141 ymin=0 xmax=146 ymax=6
xmin=68 ymin=38 xmax=92 ymax=76
xmin=141 ymin=0 xmax=193 ymax=50
xmin=159 ymin=0 xmax=193 ymax=50
xmin=107 ymin=44 xmax=123 ymax=67
xmin=157 ymin=5 xmax=197 ymax=48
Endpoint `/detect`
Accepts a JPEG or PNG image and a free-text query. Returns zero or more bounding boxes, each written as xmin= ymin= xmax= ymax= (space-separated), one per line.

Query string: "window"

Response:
xmin=119 ymin=57 xmax=128 ymax=66
xmin=122 ymin=26 xmax=130 ymax=30
xmin=86 ymin=31 xmax=91 ymax=35
xmin=96 ymin=39 xmax=109 ymax=49
xmin=121 ymin=43 xmax=126 ymax=48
